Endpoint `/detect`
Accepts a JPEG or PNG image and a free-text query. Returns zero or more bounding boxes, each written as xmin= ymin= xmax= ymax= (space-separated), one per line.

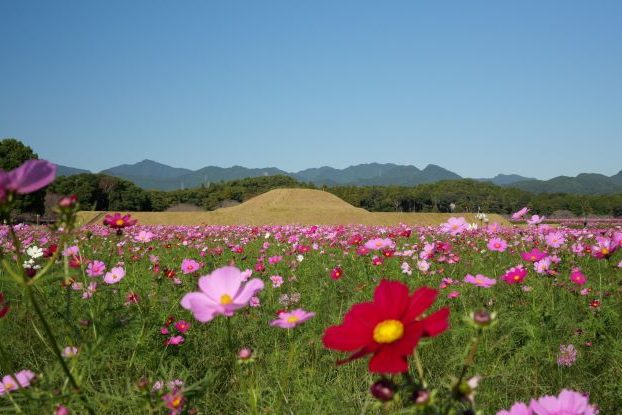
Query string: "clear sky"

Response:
xmin=1 ymin=1 xmax=621 ymax=179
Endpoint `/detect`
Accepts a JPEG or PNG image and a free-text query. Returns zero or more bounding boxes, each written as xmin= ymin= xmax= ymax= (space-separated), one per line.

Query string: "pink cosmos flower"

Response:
xmin=86 ymin=260 xmax=106 ymax=277
xmin=534 ymin=257 xmax=552 ymax=274
xmin=180 ymin=266 xmax=264 ymax=322
xmin=527 ymin=215 xmax=544 ymax=225
xmin=135 ymin=230 xmax=154 ymax=243
xmin=497 ymin=402 xmax=532 ymax=415
xmin=545 ymin=232 xmax=566 ymax=249
xmin=441 ymin=217 xmax=468 ymax=235
xmin=174 ymin=320 xmax=190 ymax=333
xmin=487 ymin=237 xmax=508 ymax=252
xmin=521 ymin=248 xmax=547 ymax=262
xmin=270 ymin=309 xmax=315 ymax=328
xmin=502 ymin=266 xmax=527 ymax=285
xmin=165 ymin=335 xmax=185 ymax=346
xmin=417 ymin=260 xmax=430 ymax=272
xmin=570 ymin=268 xmax=587 ymax=285
xmin=364 ymin=238 xmax=395 ymax=250
xmin=529 ymin=389 xmax=598 ymax=415
xmin=464 ymin=274 xmax=496 ymax=288
xmin=0 ymin=160 xmax=56 ymax=201
xmin=103 ymin=266 xmax=126 ymax=284
xmin=557 ymin=344 xmax=577 ymax=367
xmin=591 ymin=236 xmax=617 ymax=259
xmin=181 ymin=258 xmax=201 ymax=274
xmin=270 ymin=275 xmax=284 ymax=287
xmin=511 ymin=207 xmax=530 ymax=221
xmin=268 ymin=255 xmax=283 ymax=264
xmin=447 ymin=291 xmax=460 ymax=299
xmin=63 ymin=245 xmax=79 ymax=257
xmin=82 ymin=282 xmax=97 ymax=299
xmin=103 ymin=213 xmax=137 ymax=229
xmin=62 ymin=346 xmax=78 ymax=358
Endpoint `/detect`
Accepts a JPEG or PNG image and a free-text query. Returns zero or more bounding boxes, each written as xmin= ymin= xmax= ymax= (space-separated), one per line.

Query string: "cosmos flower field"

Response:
xmin=2 ymin=211 xmax=621 ymax=414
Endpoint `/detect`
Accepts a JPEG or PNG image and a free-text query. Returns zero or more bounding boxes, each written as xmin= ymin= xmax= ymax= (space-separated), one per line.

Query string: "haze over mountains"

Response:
xmin=54 ymin=160 xmax=622 ymax=195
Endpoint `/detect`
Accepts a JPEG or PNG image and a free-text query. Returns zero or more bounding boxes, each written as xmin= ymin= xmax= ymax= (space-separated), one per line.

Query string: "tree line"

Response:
xmin=3 ymin=138 xmax=622 ymax=217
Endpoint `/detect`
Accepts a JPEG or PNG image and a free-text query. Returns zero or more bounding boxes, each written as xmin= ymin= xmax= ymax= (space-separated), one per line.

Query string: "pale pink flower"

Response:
xmin=180 ymin=266 xmax=264 ymax=322
xmin=86 ymin=260 xmax=106 ymax=277
xmin=270 ymin=309 xmax=315 ymax=329
xmin=103 ymin=266 xmax=126 ymax=284
xmin=270 ymin=275 xmax=284 ymax=288
xmin=487 ymin=237 xmax=508 ymax=252
xmin=364 ymin=238 xmax=395 ymax=250
xmin=441 ymin=217 xmax=468 ymax=235
xmin=464 ymin=274 xmax=496 ymax=288
xmin=511 ymin=207 xmax=530 ymax=221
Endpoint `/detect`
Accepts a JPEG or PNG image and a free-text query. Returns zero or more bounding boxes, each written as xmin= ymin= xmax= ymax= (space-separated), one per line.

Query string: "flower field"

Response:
xmin=1 ymin=162 xmax=621 ymax=414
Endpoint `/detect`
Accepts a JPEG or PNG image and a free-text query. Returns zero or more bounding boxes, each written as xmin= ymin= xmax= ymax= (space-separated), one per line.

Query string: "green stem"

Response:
xmin=413 ymin=349 xmax=426 ymax=386
xmin=26 ymin=285 xmax=95 ymax=415
xmin=457 ymin=329 xmax=482 ymax=384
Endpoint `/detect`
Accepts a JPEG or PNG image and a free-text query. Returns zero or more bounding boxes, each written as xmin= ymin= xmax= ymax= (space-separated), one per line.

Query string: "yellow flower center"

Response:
xmin=115 ymin=219 xmax=124 ymax=226
xmin=514 ymin=275 xmax=520 ymax=281
xmin=286 ymin=315 xmax=299 ymax=323
xmin=475 ymin=278 xmax=483 ymax=284
xmin=375 ymin=241 xmax=382 ymax=247
xmin=602 ymin=248 xmax=609 ymax=255
xmin=373 ymin=320 xmax=404 ymax=344
xmin=220 ymin=294 xmax=233 ymax=305
xmin=172 ymin=397 xmax=182 ymax=407
xmin=5 ymin=381 xmax=14 ymax=389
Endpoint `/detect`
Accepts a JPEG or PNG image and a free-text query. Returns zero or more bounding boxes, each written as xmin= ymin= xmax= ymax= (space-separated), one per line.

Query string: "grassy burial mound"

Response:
xmin=76 ymin=188 xmax=510 ymax=226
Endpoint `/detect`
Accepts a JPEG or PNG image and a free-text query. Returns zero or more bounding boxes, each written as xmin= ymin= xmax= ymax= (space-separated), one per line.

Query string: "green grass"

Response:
xmin=1 ymin=231 xmax=621 ymax=414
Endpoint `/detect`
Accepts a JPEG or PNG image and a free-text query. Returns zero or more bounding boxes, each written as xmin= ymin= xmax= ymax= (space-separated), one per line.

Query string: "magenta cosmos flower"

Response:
xmin=103 ymin=213 xmax=137 ymax=229
xmin=464 ymin=274 xmax=496 ymax=288
xmin=270 ymin=309 xmax=315 ymax=329
xmin=180 ymin=266 xmax=264 ymax=322
xmin=0 ymin=160 xmax=56 ymax=202
xmin=364 ymin=238 xmax=395 ymax=250
xmin=530 ymin=389 xmax=598 ymax=415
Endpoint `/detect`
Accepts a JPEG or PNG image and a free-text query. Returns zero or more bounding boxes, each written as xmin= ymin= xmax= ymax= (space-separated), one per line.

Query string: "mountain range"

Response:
xmin=53 ymin=159 xmax=622 ymax=195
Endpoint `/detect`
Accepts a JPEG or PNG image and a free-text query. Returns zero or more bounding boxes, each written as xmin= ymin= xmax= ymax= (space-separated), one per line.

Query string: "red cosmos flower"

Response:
xmin=322 ymin=280 xmax=449 ymax=374
xmin=103 ymin=213 xmax=137 ymax=229
xmin=330 ymin=267 xmax=343 ymax=280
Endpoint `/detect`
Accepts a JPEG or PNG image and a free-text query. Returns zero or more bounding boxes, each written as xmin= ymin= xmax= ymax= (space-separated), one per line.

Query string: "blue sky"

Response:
xmin=1 ymin=1 xmax=621 ymax=179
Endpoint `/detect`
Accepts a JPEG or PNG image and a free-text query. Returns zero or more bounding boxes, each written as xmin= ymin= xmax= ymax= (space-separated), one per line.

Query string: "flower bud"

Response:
xmin=370 ymin=379 xmax=396 ymax=402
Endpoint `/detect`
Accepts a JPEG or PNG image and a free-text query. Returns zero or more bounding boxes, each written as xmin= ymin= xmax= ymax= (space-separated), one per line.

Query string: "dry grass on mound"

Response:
xmin=77 ymin=189 xmax=510 ymax=226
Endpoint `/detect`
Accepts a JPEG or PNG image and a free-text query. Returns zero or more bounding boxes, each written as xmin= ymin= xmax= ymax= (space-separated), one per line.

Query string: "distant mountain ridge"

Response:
xmin=53 ymin=159 xmax=622 ymax=195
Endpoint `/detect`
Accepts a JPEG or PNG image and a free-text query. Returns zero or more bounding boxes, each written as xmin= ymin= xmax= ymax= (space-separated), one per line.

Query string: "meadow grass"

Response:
xmin=1 ymin=223 xmax=621 ymax=414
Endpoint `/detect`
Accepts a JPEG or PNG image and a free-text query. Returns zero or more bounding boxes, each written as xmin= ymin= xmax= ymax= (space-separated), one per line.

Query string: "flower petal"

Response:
xmin=7 ymin=160 xmax=56 ymax=194
xmin=403 ymin=287 xmax=438 ymax=322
